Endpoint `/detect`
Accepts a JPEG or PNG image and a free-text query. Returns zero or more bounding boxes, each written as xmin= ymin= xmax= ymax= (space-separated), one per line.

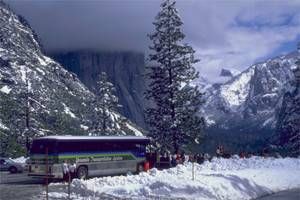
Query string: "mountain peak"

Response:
xmin=220 ymin=68 xmax=240 ymax=77
xmin=200 ymin=50 xmax=299 ymax=152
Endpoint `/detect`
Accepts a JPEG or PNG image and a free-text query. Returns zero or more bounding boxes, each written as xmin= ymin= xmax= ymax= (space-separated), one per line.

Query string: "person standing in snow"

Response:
xmin=216 ymin=145 xmax=225 ymax=158
xmin=169 ymin=153 xmax=173 ymax=167
xmin=204 ymin=153 xmax=211 ymax=161
xmin=216 ymin=146 xmax=221 ymax=158
xmin=198 ymin=153 xmax=204 ymax=164
xmin=69 ymin=161 xmax=77 ymax=179
xmin=193 ymin=154 xmax=199 ymax=163
xmin=62 ymin=160 xmax=69 ymax=182
xmin=184 ymin=153 xmax=189 ymax=163
xmin=220 ymin=145 xmax=225 ymax=157
xmin=181 ymin=151 xmax=186 ymax=163
xmin=176 ymin=151 xmax=181 ymax=164
xmin=171 ymin=154 xmax=177 ymax=167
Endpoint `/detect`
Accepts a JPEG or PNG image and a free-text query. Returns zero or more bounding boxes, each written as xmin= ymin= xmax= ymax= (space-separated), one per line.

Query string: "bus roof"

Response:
xmin=35 ymin=135 xmax=150 ymax=142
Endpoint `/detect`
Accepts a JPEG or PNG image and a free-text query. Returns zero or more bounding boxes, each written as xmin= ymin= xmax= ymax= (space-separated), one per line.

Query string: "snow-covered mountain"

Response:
xmin=276 ymin=60 xmax=300 ymax=156
xmin=200 ymin=51 xmax=299 ymax=152
xmin=0 ymin=2 xmax=142 ymax=138
xmin=192 ymin=75 xmax=211 ymax=91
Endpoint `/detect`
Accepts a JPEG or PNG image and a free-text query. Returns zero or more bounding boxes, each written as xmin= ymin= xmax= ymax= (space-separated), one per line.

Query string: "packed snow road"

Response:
xmin=0 ymin=171 xmax=45 ymax=200
xmin=0 ymin=172 xmax=129 ymax=200
xmin=0 ymin=172 xmax=75 ymax=200
xmin=255 ymin=188 xmax=300 ymax=200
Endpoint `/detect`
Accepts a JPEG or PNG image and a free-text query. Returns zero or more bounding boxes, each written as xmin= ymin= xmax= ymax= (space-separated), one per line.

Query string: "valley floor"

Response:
xmin=48 ymin=156 xmax=300 ymax=200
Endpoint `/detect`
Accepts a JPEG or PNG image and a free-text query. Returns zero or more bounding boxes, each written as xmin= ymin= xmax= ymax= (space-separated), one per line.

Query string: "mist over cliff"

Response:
xmin=50 ymin=51 xmax=147 ymax=128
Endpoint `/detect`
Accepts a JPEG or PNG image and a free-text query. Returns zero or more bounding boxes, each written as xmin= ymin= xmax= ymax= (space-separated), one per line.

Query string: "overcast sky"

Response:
xmin=5 ymin=0 xmax=300 ymax=81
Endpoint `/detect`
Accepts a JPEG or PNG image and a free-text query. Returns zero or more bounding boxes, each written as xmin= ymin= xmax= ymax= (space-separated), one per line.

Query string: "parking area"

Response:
xmin=0 ymin=171 xmax=63 ymax=200
xmin=0 ymin=171 xmax=123 ymax=200
xmin=0 ymin=171 xmax=40 ymax=184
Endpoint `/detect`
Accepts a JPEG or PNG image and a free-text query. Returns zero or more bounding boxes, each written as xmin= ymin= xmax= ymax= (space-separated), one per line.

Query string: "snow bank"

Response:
xmin=49 ymin=157 xmax=300 ymax=200
xmin=0 ymin=85 xmax=12 ymax=94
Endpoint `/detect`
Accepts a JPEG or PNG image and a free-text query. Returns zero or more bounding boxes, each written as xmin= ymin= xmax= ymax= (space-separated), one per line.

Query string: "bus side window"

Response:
xmin=85 ymin=141 xmax=93 ymax=152
xmin=87 ymin=141 xmax=102 ymax=152
xmin=54 ymin=141 xmax=58 ymax=155
xmin=94 ymin=141 xmax=101 ymax=152
xmin=100 ymin=142 xmax=107 ymax=152
xmin=135 ymin=144 xmax=140 ymax=152
xmin=111 ymin=143 xmax=119 ymax=151
xmin=136 ymin=144 xmax=145 ymax=153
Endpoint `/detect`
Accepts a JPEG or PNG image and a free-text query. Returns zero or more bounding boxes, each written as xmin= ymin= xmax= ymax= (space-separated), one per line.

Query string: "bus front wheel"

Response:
xmin=77 ymin=166 xmax=88 ymax=179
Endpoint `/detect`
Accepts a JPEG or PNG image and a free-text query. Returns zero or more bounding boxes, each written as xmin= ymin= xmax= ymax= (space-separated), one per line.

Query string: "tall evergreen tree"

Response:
xmin=0 ymin=67 xmax=44 ymax=155
xmin=0 ymin=93 xmax=26 ymax=157
xmin=16 ymin=68 xmax=44 ymax=154
xmin=145 ymin=0 xmax=205 ymax=152
xmin=91 ymin=72 xmax=121 ymax=135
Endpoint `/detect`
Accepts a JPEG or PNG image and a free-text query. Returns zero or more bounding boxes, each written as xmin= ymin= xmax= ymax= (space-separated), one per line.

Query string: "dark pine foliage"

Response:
xmin=90 ymin=72 xmax=122 ymax=135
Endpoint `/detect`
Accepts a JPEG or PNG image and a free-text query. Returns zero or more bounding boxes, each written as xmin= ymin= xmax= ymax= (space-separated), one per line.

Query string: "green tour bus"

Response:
xmin=28 ymin=136 xmax=150 ymax=179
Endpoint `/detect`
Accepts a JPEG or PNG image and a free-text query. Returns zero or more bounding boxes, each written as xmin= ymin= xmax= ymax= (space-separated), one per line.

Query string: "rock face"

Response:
xmin=220 ymin=68 xmax=240 ymax=77
xmin=201 ymin=51 xmax=299 ymax=153
xmin=50 ymin=51 xmax=147 ymax=128
xmin=276 ymin=57 xmax=300 ymax=156
xmin=0 ymin=2 xmax=142 ymax=141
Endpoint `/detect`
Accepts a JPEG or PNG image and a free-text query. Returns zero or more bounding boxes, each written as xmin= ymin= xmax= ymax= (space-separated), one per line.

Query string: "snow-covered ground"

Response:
xmin=49 ymin=156 xmax=300 ymax=200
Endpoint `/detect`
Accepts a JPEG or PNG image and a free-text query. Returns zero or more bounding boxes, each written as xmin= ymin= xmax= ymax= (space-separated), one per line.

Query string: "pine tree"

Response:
xmin=16 ymin=68 xmax=44 ymax=154
xmin=91 ymin=72 xmax=121 ymax=135
xmin=145 ymin=0 xmax=204 ymax=152
xmin=0 ymin=85 xmax=24 ymax=156
xmin=0 ymin=66 xmax=44 ymax=155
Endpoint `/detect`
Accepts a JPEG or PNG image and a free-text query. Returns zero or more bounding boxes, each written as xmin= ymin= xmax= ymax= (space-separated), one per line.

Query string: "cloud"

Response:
xmin=5 ymin=0 xmax=300 ymax=82
xmin=196 ymin=24 xmax=300 ymax=78
xmin=190 ymin=0 xmax=300 ymax=81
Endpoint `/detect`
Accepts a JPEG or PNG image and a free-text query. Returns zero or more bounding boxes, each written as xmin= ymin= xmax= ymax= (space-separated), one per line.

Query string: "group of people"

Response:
xmin=215 ymin=145 xmax=282 ymax=159
xmin=148 ymin=145 xmax=280 ymax=170
xmin=169 ymin=151 xmax=190 ymax=166
xmin=153 ymin=146 xmax=273 ymax=169
xmin=193 ymin=153 xmax=212 ymax=164
xmin=151 ymin=151 xmax=213 ymax=168
xmin=62 ymin=160 xmax=77 ymax=182
xmin=151 ymin=144 xmax=247 ymax=169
